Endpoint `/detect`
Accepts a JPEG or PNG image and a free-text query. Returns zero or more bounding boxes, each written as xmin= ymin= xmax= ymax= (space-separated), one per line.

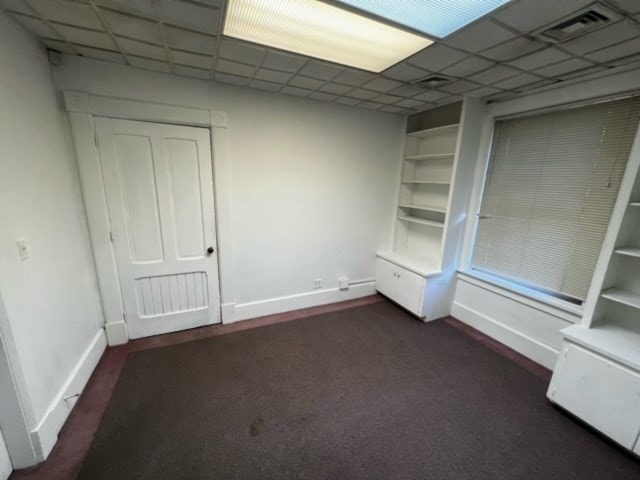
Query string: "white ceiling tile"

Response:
xmin=94 ymin=0 xmax=156 ymax=20
xmin=379 ymin=105 xmax=405 ymax=114
xmin=174 ymin=64 xmax=212 ymax=79
xmin=493 ymin=72 xmax=544 ymax=89
xmin=413 ymin=90 xmax=450 ymax=102
xmin=101 ymin=10 xmax=163 ymax=44
xmin=609 ymin=0 xmax=640 ymax=14
xmin=508 ymin=47 xmax=571 ymax=70
xmin=164 ymin=26 xmax=216 ymax=55
xmin=281 ymin=85 xmax=311 ymax=97
xmin=254 ymin=68 xmax=292 ymax=83
xmin=156 ymin=0 xmax=220 ymax=35
xmin=361 ymin=77 xmax=403 ymax=93
xmin=388 ymin=85 xmax=427 ymax=97
xmin=348 ymin=88 xmax=378 ymax=100
xmin=331 ymin=69 xmax=376 ymax=86
xmin=439 ymin=80 xmax=480 ymax=94
xmin=172 ymin=50 xmax=212 ymax=69
xmin=481 ymin=36 xmax=545 ymax=61
xmin=558 ymin=65 xmax=609 ymax=80
xmin=492 ymin=0 xmax=594 ymax=33
xmin=309 ymin=91 xmax=338 ymax=102
xmin=359 ymin=102 xmax=383 ymax=110
xmin=250 ymin=79 xmax=282 ymax=92
xmin=128 ymin=55 xmax=171 ymax=72
xmin=516 ymin=78 xmax=559 ymax=91
xmin=117 ymin=37 xmax=166 ymax=60
xmin=1 ymin=0 xmax=32 ymax=15
xmin=289 ymin=76 xmax=324 ymax=90
xmin=319 ymin=83 xmax=353 ymax=95
xmin=372 ymin=94 xmax=403 ymax=105
xmin=444 ymin=19 xmax=517 ymax=53
xmin=218 ymin=38 xmax=265 ymax=66
xmin=561 ymin=20 xmax=640 ymax=55
xmin=434 ymin=95 xmax=462 ymax=105
xmin=442 ymin=56 xmax=495 ymax=77
xmin=607 ymin=52 xmax=640 ymax=67
xmin=466 ymin=86 xmax=502 ymax=98
xmin=586 ymin=37 xmax=640 ymax=63
xmin=55 ymin=24 xmax=116 ymax=50
xmin=216 ymin=58 xmax=255 ymax=77
xmin=534 ymin=58 xmax=593 ymax=77
xmin=382 ymin=62 xmax=429 ymax=82
xmin=395 ymin=98 xmax=425 ymax=109
xmin=75 ymin=45 xmax=126 ymax=64
xmin=406 ymin=44 xmax=467 ymax=71
xmin=468 ymin=64 xmax=520 ymax=85
xmin=334 ymin=97 xmax=361 ymax=106
xmin=214 ymin=71 xmax=250 ymax=86
xmin=298 ymin=61 xmax=344 ymax=80
xmin=10 ymin=13 xmax=60 ymax=39
xmin=261 ymin=50 xmax=307 ymax=72
xmin=40 ymin=38 xmax=75 ymax=53
xmin=26 ymin=0 xmax=103 ymax=30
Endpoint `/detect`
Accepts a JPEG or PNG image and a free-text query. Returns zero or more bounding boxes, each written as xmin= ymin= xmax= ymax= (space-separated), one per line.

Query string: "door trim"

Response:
xmin=63 ymin=91 xmax=235 ymax=345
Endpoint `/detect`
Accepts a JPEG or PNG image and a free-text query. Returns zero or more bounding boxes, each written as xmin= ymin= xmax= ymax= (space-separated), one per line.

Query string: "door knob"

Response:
xmin=207 ymin=246 xmax=215 ymax=255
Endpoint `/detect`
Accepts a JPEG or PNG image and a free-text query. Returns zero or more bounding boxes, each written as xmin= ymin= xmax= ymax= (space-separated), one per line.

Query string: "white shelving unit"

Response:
xmin=376 ymin=98 xmax=486 ymax=320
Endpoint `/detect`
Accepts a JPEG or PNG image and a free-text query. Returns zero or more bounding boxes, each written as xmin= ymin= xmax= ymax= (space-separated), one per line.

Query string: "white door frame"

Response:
xmin=63 ymin=91 xmax=235 ymax=345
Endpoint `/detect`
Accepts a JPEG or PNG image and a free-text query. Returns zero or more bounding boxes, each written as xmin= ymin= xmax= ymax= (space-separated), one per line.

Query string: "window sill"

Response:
xmin=456 ymin=269 xmax=583 ymax=323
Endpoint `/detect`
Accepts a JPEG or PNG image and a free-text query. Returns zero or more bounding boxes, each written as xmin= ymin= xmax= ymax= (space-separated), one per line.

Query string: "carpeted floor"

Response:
xmin=77 ymin=301 xmax=640 ymax=479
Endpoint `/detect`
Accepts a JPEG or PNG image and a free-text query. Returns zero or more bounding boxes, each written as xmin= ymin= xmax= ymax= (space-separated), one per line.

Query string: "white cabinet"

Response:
xmin=376 ymin=258 xmax=424 ymax=315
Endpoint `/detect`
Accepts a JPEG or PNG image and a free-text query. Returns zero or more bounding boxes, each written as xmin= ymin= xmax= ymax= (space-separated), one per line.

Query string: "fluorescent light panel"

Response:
xmin=223 ymin=0 xmax=433 ymax=73
xmin=335 ymin=0 xmax=511 ymax=38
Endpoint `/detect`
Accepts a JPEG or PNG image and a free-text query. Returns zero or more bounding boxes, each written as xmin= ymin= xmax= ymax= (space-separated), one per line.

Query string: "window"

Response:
xmin=471 ymin=96 xmax=640 ymax=303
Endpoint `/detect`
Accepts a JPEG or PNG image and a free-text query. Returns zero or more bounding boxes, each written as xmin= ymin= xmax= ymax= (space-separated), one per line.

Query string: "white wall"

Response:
xmin=0 ymin=10 xmax=104 ymax=462
xmin=53 ymin=56 xmax=404 ymax=316
xmin=0 ymin=430 xmax=11 ymax=480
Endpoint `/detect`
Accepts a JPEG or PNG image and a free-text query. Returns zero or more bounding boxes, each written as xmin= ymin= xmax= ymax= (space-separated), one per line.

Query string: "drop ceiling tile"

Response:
xmin=1 ymin=0 xmax=32 ymax=15
xmin=334 ymin=97 xmax=361 ymax=106
xmin=534 ymin=58 xmax=593 ymax=77
xmin=55 ymin=25 xmax=116 ymax=50
xmin=128 ymin=55 xmax=171 ymax=72
xmin=101 ymin=10 xmax=163 ymax=44
xmin=40 ymin=38 xmax=75 ymax=54
xmin=116 ymin=37 xmax=166 ymax=60
xmin=348 ymin=88 xmax=379 ymax=100
xmin=281 ymin=85 xmax=311 ymax=97
xmin=299 ymin=61 xmax=344 ymax=80
xmin=309 ymin=91 xmax=338 ymax=102
xmin=558 ymin=65 xmax=609 ymax=80
xmin=442 ymin=56 xmax=495 ymax=77
xmin=359 ymin=102 xmax=383 ymax=110
xmin=609 ymin=0 xmax=640 ymax=13
xmin=288 ymin=76 xmax=324 ymax=90
xmin=388 ymin=85 xmax=427 ymax=97
xmin=413 ymin=89 xmax=451 ymax=102
xmin=26 ymin=0 xmax=103 ymax=30
xmin=250 ymin=79 xmax=282 ymax=92
xmin=216 ymin=58 xmax=255 ymax=77
xmin=439 ymin=80 xmax=480 ymax=94
xmin=319 ymin=83 xmax=353 ymax=95
xmin=361 ymin=77 xmax=403 ymax=93
xmin=373 ymin=94 xmax=403 ymax=105
xmin=466 ymin=86 xmax=502 ymax=98
xmin=156 ymin=0 xmax=220 ymax=35
xmin=517 ymin=78 xmax=559 ymax=91
xmin=395 ymin=98 xmax=424 ymax=109
xmin=94 ymin=0 xmax=156 ymax=20
xmin=444 ymin=19 xmax=517 ymax=53
xmin=485 ymin=91 xmax=518 ymax=102
xmin=172 ymin=50 xmax=212 ymax=69
xmin=586 ymin=37 xmax=640 ymax=64
xmin=481 ymin=36 xmax=545 ymax=61
xmin=218 ymin=38 xmax=265 ymax=66
xmin=434 ymin=95 xmax=462 ymax=105
xmin=10 ymin=13 xmax=60 ymax=39
xmin=492 ymin=0 xmax=594 ymax=33
xmin=508 ymin=47 xmax=571 ymax=70
xmin=407 ymin=44 xmax=466 ymax=71
xmin=174 ymin=64 xmax=212 ymax=79
xmin=382 ymin=62 xmax=430 ymax=82
xmin=493 ymin=72 xmax=544 ymax=89
xmin=254 ymin=68 xmax=292 ymax=84
xmin=164 ymin=27 xmax=216 ymax=55
xmin=607 ymin=52 xmax=640 ymax=66
xmin=379 ymin=105 xmax=405 ymax=113
xmin=561 ymin=20 xmax=640 ymax=55
xmin=332 ymin=69 xmax=376 ymax=86
xmin=75 ymin=45 xmax=126 ymax=64
xmin=215 ymin=71 xmax=250 ymax=86
xmin=468 ymin=64 xmax=520 ymax=85
xmin=261 ymin=50 xmax=307 ymax=72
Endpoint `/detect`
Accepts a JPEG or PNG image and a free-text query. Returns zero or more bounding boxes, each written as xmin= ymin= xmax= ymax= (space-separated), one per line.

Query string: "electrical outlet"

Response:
xmin=313 ymin=278 xmax=322 ymax=289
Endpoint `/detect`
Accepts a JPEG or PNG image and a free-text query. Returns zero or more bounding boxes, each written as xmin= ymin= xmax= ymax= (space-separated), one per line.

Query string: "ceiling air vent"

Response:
xmin=411 ymin=75 xmax=454 ymax=88
xmin=534 ymin=3 xmax=621 ymax=42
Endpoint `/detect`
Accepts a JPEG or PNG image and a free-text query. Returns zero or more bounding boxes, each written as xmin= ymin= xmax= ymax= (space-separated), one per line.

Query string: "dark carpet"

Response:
xmin=77 ymin=301 xmax=640 ymax=479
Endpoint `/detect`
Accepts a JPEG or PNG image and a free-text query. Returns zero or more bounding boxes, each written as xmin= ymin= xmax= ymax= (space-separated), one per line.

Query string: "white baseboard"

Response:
xmin=30 ymin=330 xmax=107 ymax=461
xmin=451 ymin=301 xmax=559 ymax=370
xmin=224 ymin=282 xmax=377 ymax=324
xmin=105 ymin=320 xmax=128 ymax=346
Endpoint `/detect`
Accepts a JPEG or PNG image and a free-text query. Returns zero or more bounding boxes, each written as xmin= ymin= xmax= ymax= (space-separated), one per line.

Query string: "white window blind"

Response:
xmin=471 ymin=96 xmax=640 ymax=302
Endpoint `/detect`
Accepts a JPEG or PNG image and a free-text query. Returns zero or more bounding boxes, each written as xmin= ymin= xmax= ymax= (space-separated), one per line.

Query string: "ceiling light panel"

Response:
xmin=334 ymin=0 xmax=512 ymax=38
xmin=223 ymin=0 xmax=433 ymax=73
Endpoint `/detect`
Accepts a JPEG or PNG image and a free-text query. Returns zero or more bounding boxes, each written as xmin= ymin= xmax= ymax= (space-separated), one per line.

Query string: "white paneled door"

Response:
xmin=95 ymin=118 xmax=220 ymax=339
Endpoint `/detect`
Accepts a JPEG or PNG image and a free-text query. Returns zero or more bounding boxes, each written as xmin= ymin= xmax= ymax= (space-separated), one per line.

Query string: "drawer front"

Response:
xmin=393 ymin=267 xmax=425 ymax=316
xmin=375 ymin=258 xmax=397 ymax=299
xmin=549 ymin=343 xmax=640 ymax=449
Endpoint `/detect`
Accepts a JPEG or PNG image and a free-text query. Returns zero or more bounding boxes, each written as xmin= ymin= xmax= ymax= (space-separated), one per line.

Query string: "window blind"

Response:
xmin=471 ymin=96 xmax=640 ymax=302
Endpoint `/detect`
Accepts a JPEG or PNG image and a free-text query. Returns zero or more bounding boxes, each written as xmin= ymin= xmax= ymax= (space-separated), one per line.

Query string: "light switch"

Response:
xmin=16 ymin=239 xmax=29 ymax=261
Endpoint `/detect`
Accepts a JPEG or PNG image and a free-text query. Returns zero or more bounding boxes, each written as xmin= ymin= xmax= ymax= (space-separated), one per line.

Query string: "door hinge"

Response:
xmin=94 ymin=133 xmax=99 ymax=149
xmin=109 ymin=230 xmax=114 ymax=243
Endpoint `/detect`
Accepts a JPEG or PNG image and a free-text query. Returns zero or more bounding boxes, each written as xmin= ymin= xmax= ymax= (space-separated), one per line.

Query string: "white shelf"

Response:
xmin=601 ymin=288 xmax=640 ymax=310
xmin=398 ymin=204 xmax=447 ymax=213
xmin=406 ymin=124 xmax=459 ymax=139
xmin=376 ymin=250 xmax=441 ymax=278
xmin=563 ymin=323 xmax=640 ymax=371
xmin=629 ymin=202 xmax=640 ymax=207
xmin=397 ymin=215 xmax=444 ymax=228
xmin=400 ymin=180 xmax=451 ymax=185
xmin=404 ymin=153 xmax=455 ymax=161
xmin=615 ymin=247 xmax=640 ymax=258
